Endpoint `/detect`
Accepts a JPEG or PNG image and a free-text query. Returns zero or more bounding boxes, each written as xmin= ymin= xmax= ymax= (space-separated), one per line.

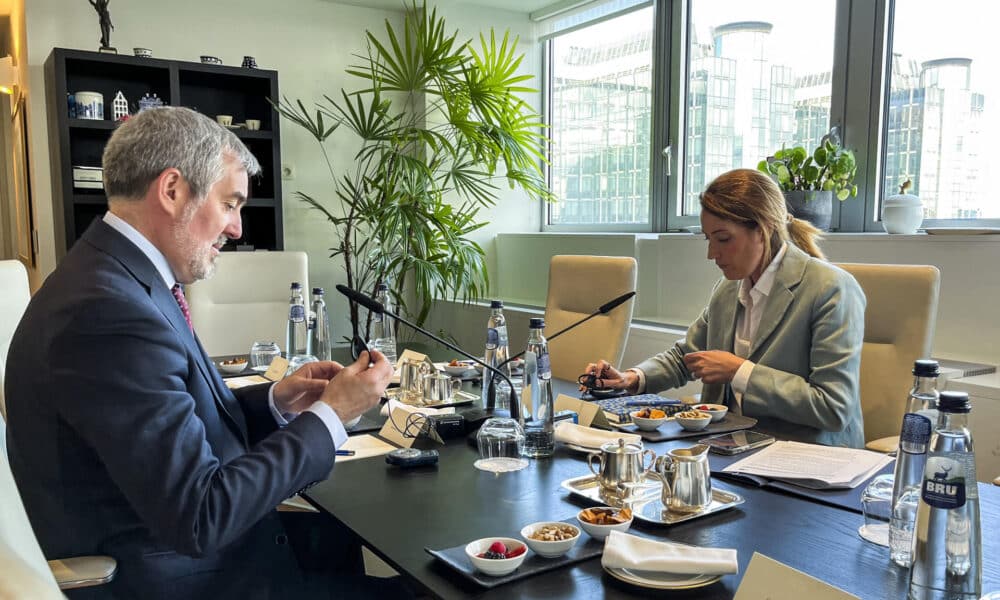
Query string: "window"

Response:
xmin=540 ymin=1 xmax=995 ymax=231
xmin=683 ymin=2 xmax=837 ymax=216
xmin=882 ymin=0 xmax=995 ymax=221
xmin=546 ymin=6 xmax=654 ymax=227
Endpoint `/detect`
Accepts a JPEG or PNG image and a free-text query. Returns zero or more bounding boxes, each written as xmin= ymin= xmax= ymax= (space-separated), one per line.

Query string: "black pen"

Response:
xmin=336 ymin=450 xmax=356 ymax=456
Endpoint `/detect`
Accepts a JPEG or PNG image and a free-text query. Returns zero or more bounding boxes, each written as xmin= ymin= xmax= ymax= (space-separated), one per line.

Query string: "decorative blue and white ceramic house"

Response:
xmin=112 ymin=91 xmax=129 ymax=121
xmin=137 ymin=93 xmax=164 ymax=112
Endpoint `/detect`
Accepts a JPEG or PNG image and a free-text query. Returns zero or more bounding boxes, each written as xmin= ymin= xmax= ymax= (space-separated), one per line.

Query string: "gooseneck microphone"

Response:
xmin=498 ymin=291 xmax=636 ymax=367
xmin=335 ymin=285 xmax=520 ymax=419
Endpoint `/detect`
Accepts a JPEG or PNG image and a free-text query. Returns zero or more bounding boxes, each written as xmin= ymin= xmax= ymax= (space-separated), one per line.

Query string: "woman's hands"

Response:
xmin=682 ymin=350 xmax=745 ymax=384
xmin=580 ymin=360 xmax=640 ymax=393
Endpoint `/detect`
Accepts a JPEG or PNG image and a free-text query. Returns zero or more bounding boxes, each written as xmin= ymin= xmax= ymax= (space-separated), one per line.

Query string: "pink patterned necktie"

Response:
xmin=171 ymin=284 xmax=193 ymax=332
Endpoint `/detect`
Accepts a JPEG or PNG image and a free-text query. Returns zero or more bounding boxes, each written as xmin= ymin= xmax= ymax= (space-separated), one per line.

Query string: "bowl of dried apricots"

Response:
xmin=576 ymin=506 xmax=632 ymax=540
xmin=628 ymin=407 xmax=669 ymax=431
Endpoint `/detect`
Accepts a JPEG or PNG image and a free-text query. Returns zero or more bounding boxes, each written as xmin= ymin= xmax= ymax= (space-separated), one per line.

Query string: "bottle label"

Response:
xmin=537 ymin=353 xmax=551 ymax=380
xmin=921 ymin=456 xmax=966 ymax=509
xmin=289 ymin=305 xmax=306 ymax=323
xmin=486 ymin=328 xmax=498 ymax=348
xmin=496 ymin=325 xmax=508 ymax=346
xmin=899 ymin=413 xmax=932 ymax=448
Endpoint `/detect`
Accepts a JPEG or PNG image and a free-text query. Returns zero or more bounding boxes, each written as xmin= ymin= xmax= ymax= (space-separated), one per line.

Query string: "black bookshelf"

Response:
xmin=44 ymin=48 xmax=284 ymax=256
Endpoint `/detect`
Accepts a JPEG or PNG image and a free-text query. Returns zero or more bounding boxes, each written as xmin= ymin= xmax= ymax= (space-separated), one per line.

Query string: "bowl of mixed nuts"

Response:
xmin=520 ymin=521 xmax=581 ymax=558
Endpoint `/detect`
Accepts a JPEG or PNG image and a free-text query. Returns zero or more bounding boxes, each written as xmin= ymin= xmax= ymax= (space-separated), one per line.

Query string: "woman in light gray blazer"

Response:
xmin=585 ymin=169 xmax=866 ymax=447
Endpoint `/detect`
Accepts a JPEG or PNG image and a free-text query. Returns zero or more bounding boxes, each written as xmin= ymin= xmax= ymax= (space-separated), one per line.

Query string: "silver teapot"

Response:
xmin=587 ymin=438 xmax=656 ymax=492
xmin=652 ymin=444 xmax=713 ymax=513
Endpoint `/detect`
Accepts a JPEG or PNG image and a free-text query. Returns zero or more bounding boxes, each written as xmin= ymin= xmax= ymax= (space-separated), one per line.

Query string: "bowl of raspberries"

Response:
xmin=465 ymin=537 xmax=528 ymax=576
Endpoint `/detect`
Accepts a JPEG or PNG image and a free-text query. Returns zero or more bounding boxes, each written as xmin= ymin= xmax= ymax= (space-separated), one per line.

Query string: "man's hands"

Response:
xmin=682 ymin=350 xmax=744 ymax=384
xmin=272 ymin=351 xmax=393 ymax=424
xmin=580 ymin=360 xmax=640 ymax=393
xmin=272 ymin=361 xmax=343 ymax=414
xmin=318 ymin=351 xmax=392 ymax=425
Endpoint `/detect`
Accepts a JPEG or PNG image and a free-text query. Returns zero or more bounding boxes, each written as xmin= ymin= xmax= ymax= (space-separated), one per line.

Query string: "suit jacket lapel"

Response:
xmin=715 ymin=282 xmax=739 ymax=354
xmin=748 ymin=245 xmax=808 ymax=358
xmin=83 ymin=221 xmax=250 ymax=447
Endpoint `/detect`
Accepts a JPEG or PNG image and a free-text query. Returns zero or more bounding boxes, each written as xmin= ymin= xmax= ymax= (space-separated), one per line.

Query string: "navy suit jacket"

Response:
xmin=5 ymin=220 xmax=336 ymax=598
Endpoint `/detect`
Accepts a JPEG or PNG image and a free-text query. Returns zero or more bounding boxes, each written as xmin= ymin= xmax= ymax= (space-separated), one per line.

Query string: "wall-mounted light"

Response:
xmin=0 ymin=56 xmax=19 ymax=95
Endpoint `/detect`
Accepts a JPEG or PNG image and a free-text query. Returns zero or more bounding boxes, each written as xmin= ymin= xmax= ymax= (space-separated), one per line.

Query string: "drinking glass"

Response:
xmin=474 ymin=418 xmax=528 ymax=473
xmin=249 ymin=341 xmax=281 ymax=372
xmin=287 ymin=354 xmax=319 ymax=375
xmin=859 ymin=473 xmax=894 ymax=547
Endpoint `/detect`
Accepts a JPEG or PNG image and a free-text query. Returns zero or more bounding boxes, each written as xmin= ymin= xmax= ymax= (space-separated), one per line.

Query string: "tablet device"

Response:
xmin=699 ymin=430 xmax=775 ymax=455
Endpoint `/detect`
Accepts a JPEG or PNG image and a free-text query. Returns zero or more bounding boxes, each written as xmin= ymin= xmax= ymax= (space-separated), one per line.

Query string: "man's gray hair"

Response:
xmin=102 ymin=107 xmax=261 ymax=201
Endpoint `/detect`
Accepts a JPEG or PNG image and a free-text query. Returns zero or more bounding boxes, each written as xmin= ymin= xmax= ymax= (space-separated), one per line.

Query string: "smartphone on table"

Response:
xmin=699 ymin=430 xmax=775 ymax=455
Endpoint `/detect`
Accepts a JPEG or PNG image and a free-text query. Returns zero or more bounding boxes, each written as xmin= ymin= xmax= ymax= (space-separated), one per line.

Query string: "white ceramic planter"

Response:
xmin=882 ymin=193 xmax=923 ymax=234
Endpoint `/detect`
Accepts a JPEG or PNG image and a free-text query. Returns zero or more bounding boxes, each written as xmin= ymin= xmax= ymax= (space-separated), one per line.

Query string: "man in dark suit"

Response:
xmin=5 ymin=107 xmax=402 ymax=598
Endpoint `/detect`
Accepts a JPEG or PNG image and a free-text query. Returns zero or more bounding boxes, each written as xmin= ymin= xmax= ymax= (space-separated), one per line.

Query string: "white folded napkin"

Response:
xmin=379 ymin=399 xmax=456 ymax=418
xmin=601 ymin=530 xmax=738 ymax=575
xmin=553 ymin=422 xmax=641 ymax=450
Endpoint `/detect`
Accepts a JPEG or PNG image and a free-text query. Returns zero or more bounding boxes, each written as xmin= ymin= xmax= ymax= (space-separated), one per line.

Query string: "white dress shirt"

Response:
xmin=729 ymin=242 xmax=788 ymax=412
xmin=102 ymin=212 xmax=346 ymax=447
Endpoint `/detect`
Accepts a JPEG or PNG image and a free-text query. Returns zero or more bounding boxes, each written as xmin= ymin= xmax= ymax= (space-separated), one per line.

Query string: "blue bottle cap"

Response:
xmin=529 ymin=317 xmax=545 ymax=329
xmin=312 ymin=287 xmax=324 ymax=295
xmin=375 ymin=283 xmax=388 ymax=291
xmin=290 ymin=282 xmax=302 ymax=289
xmin=490 ymin=300 xmax=503 ymax=309
xmin=913 ymin=359 xmax=939 ymax=377
xmin=937 ymin=391 xmax=971 ymax=413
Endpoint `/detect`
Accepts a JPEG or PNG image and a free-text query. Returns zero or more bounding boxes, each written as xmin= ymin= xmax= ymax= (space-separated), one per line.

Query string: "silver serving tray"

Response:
xmin=560 ymin=473 xmax=745 ymax=525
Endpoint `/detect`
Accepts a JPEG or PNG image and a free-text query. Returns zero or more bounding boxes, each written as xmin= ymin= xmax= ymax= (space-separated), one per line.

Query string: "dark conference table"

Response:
xmin=303 ymin=379 xmax=1000 ymax=599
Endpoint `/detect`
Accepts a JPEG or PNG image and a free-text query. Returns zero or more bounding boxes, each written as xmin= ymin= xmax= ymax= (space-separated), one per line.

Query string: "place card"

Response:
xmin=734 ymin=552 xmax=859 ymax=600
xmin=263 ymin=356 xmax=289 ymax=382
xmin=554 ymin=394 xmax=615 ymax=429
xmin=222 ymin=374 xmax=271 ymax=390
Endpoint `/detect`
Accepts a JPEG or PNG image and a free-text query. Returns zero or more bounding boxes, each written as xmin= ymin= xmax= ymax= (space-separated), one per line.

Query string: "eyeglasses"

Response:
xmin=350 ymin=335 xmax=370 ymax=361
xmin=577 ymin=372 xmax=601 ymax=390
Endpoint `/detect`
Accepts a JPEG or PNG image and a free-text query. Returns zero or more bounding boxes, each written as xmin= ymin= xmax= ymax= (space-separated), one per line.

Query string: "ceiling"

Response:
xmin=327 ymin=0 xmax=561 ymax=16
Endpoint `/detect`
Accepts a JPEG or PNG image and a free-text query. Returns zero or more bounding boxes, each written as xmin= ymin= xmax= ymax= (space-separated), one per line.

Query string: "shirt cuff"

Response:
xmin=626 ymin=368 xmax=646 ymax=394
xmin=268 ymin=385 xmax=348 ymax=449
xmin=267 ymin=384 xmax=293 ymax=425
xmin=304 ymin=402 xmax=349 ymax=449
xmin=731 ymin=359 xmax=755 ymax=394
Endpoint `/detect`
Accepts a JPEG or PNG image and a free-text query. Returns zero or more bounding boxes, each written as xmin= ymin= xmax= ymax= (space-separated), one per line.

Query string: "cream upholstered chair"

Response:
xmin=185 ymin=251 xmax=309 ymax=357
xmin=835 ymin=263 xmax=940 ymax=451
xmin=544 ymin=255 xmax=637 ymax=382
xmin=0 ymin=260 xmax=32 ymax=421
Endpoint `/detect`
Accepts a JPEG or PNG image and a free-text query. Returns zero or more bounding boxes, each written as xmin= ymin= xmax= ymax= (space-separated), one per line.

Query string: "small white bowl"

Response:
xmin=443 ymin=362 xmax=474 ymax=376
xmin=218 ymin=360 xmax=248 ymax=375
xmin=576 ymin=507 xmax=632 ymax=540
xmin=694 ymin=403 xmax=728 ymax=422
xmin=629 ymin=409 xmax=669 ymax=431
xmin=465 ymin=537 xmax=527 ymax=576
xmin=675 ymin=411 xmax=712 ymax=431
xmin=520 ymin=522 xmax=581 ymax=558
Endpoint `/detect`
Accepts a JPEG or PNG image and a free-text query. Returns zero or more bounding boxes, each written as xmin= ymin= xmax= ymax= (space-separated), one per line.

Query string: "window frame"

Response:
xmin=541 ymin=0 xmax=1000 ymax=232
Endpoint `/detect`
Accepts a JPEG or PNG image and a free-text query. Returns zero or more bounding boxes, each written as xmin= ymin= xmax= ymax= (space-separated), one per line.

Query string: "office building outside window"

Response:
xmin=883 ymin=0 xmax=993 ymax=220
xmin=547 ymin=7 xmax=654 ymax=226
xmin=684 ymin=2 xmax=836 ymax=216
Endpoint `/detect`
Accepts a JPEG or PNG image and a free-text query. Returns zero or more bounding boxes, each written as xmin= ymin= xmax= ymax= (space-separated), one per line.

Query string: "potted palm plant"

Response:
xmin=757 ymin=127 xmax=858 ymax=231
xmin=275 ymin=3 xmax=551 ymax=341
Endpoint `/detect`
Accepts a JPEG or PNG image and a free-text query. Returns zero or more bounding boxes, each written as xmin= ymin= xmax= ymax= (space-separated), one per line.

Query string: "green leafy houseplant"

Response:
xmin=757 ymin=128 xmax=859 ymax=201
xmin=275 ymin=3 xmax=551 ymax=341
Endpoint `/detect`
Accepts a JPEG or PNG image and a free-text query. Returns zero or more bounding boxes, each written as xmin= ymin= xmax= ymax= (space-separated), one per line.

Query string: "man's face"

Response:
xmin=171 ymin=155 xmax=247 ymax=284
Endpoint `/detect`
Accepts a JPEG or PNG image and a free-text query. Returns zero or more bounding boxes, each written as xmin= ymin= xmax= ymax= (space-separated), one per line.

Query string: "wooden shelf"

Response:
xmin=46 ymin=48 xmax=284 ymax=255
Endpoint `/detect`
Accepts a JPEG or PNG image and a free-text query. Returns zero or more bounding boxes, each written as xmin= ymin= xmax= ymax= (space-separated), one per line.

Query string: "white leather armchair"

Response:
xmin=1 ymin=260 xmax=118 ymax=593
xmin=185 ymin=251 xmax=309 ymax=357
xmin=544 ymin=255 xmax=637 ymax=382
xmin=0 ymin=260 xmax=31 ymax=420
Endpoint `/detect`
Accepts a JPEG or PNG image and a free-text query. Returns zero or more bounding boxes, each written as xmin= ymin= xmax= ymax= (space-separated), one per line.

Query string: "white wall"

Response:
xmin=22 ymin=0 xmax=539 ymax=342
xmin=429 ymin=232 xmax=1000 ymax=370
